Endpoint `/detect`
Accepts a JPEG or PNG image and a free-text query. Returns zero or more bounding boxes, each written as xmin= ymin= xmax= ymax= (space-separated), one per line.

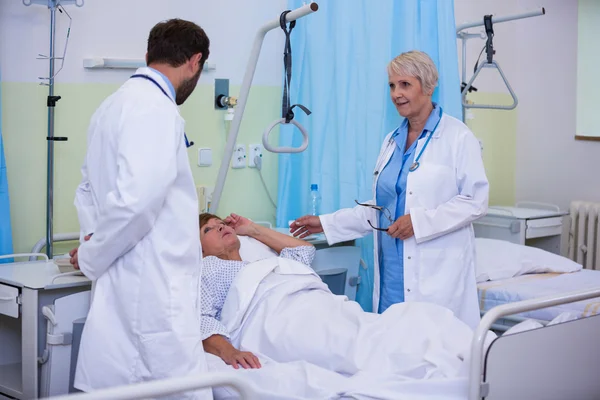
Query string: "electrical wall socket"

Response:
xmin=232 ymin=144 xmax=246 ymax=169
xmin=249 ymin=144 xmax=263 ymax=168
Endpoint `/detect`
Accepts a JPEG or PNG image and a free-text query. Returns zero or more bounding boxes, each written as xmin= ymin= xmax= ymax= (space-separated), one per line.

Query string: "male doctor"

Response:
xmin=70 ymin=19 xmax=212 ymax=398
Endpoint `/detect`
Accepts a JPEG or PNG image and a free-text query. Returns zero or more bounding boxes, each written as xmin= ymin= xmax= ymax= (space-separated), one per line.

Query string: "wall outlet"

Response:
xmin=232 ymin=144 xmax=246 ymax=169
xmin=249 ymin=144 xmax=263 ymax=168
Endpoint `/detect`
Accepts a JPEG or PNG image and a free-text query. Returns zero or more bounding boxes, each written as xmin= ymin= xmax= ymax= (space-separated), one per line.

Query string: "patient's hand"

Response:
xmin=224 ymin=213 xmax=256 ymax=237
xmin=68 ymin=234 xmax=92 ymax=270
xmin=221 ymin=348 xmax=262 ymax=370
xmin=203 ymin=334 xmax=262 ymax=369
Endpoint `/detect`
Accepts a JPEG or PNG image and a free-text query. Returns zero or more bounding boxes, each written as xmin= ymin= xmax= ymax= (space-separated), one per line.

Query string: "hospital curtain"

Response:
xmin=276 ymin=0 xmax=461 ymax=311
xmin=0 ymin=68 xmax=14 ymax=263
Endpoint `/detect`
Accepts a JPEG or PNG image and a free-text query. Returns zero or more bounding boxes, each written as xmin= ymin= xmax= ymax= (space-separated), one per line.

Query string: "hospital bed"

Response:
xmin=475 ymin=237 xmax=600 ymax=331
xmin=2 ymin=241 xmax=598 ymax=399
xmin=0 ymin=235 xmax=360 ymax=399
xmin=40 ymin=287 xmax=600 ymax=400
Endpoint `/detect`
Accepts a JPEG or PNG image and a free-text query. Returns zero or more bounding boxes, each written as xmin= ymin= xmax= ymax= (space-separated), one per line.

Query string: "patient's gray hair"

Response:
xmin=388 ymin=50 xmax=438 ymax=95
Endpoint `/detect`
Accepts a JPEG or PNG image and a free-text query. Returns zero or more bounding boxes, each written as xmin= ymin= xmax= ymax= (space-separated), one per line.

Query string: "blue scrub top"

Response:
xmin=376 ymin=103 xmax=442 ymax=313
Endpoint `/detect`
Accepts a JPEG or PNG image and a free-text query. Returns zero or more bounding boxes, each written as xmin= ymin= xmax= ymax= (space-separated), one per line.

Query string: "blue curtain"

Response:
xmin=276 ymin=0 xmax=461 ymax=311
xmin=0 ymin=68 xmax=14 ymax=263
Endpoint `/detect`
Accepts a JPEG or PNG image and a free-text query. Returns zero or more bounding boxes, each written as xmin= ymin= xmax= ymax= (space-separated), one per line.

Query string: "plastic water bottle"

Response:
xmin=309 ymin=184 xmax=321 ymax=216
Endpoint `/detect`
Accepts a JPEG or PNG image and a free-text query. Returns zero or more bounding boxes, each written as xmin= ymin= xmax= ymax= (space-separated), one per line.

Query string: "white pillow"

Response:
xmin=475 ymin=238 xmax=582 ymax=283
xmin=238 ymin=235 xmax=278 ymax=262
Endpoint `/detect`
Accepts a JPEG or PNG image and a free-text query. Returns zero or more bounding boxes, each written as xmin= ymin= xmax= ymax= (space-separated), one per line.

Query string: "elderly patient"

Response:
xmin=199 ymin=212 xmax=484 ymax=381
xmin=199 ymin=212 xmax=315 ymax=370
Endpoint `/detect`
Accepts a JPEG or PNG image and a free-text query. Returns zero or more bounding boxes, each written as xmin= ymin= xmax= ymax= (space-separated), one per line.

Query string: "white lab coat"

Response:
xmin=320 ymin=113 xmax=488 ymax=330
xmin=73 ymin=68 xmax=211 ymax=399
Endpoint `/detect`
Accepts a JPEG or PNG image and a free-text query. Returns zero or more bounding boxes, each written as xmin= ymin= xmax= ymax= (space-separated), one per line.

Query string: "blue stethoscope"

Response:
xmin=408 ymin=105 xmax=443 ymax=172
xmin=130 ymin=74 xmax=194 ymax=148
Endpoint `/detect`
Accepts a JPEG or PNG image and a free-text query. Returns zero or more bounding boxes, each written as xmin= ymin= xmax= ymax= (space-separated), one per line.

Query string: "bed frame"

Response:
xmin=470 ymin=287 xmax=600 ymax=400
xmin=44 ymin=287 xmax=600 ymax=400
xmin=46 ymin=372 xmax=258 ymax=400
xmin=479 ymin=309 xmax=548 ymax=333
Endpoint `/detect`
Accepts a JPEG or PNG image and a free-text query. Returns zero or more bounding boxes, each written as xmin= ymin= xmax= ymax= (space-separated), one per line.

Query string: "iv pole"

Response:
xmin=24 ymin=0 xmax=83 ymax=258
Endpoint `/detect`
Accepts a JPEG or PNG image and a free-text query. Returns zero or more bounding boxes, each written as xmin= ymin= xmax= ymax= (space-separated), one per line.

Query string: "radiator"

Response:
xmin=568 ymin=201 xmax=600 ymax=270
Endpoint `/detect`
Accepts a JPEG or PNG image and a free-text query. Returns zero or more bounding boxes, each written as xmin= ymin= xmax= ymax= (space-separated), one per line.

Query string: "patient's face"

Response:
xmin=200 ymin=218 xmax=240 ymax=257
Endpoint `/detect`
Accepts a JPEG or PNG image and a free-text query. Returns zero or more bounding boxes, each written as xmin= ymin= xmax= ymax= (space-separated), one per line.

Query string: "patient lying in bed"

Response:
xmin=199 ymin=213 xmax=485 ymax=380
xmin=199 ymin=212 xmax=316 ymax=370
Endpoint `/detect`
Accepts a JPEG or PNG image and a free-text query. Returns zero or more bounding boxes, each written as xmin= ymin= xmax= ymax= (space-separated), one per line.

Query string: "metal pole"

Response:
xmin=456 ymin=8 xmax=545 ymax=34
xmin=458 ymin=32 xmax=481 ymax=122
xmin=45 ymin=1 xmax=57 ymax=258
xmin=209 ymin=2 xmax=319 ymax=214
xmin=461 ymin=36 xmax=467 ymax=122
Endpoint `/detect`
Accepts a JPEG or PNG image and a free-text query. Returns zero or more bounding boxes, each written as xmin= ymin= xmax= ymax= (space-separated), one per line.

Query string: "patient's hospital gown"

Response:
xmin=200 ymin=246 xmax=315 ymax=340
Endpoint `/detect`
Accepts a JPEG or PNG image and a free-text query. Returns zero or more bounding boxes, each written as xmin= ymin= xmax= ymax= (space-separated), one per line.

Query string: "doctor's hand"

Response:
xmin=68 ymin=235 xmax=92 ymax=270
xmin=223 ymin=213 xmax=255 ymax=236
xmin=221 ymin=348 xmax=262 ymax=370
xmin=289 ymin=215 xmax=323 ymax=238
xmin=387 ymin=215 xmax=414 ymax=240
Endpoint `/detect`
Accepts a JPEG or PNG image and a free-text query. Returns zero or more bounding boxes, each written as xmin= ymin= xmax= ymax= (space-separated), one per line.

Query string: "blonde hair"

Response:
xmin=387 ymin=50 xmax=438 ymax=94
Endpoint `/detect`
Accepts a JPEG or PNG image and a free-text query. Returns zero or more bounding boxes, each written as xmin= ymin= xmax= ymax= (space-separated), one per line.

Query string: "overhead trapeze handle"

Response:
xmin=262 ymin=118 xmax=309 ymax=154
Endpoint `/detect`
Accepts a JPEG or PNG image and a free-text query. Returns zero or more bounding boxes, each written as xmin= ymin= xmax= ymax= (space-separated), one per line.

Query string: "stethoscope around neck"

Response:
xmin=130 ymin=73 xmax=194 ymax=149
xmin=375 ymin=106 xmax=443 ymax=176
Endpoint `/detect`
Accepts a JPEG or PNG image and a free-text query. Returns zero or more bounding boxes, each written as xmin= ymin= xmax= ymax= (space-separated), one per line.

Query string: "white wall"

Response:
xmin=0 ymin=0 xmax=286 ymax=85
xmin=3 ymin=0 xmax=597 ymax=214
xmin=0 ymin=0 xmax=291 ymax=252
xmin=456 ymin=0 xmax=600 ymax=210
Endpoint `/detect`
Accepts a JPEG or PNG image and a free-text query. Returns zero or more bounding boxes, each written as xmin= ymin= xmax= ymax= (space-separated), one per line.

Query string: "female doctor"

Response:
xmin=291 ymin=50 xmax=489 ymax=329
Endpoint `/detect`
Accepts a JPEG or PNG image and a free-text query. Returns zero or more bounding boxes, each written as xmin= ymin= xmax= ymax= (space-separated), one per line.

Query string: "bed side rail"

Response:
xmin=46 ymin=371 xmax=259 ymax=400
xmin=469 ymin=287 xmax=600 ymax=400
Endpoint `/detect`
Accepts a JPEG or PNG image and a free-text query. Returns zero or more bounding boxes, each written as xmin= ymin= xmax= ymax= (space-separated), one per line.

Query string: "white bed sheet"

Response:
xmin=205 ymin=255 xmax=497 ymax=400
xmin=478 ymin=269 xmax=600 ymax=321
xmin=206 ymin=353 xmax=471 ymax=400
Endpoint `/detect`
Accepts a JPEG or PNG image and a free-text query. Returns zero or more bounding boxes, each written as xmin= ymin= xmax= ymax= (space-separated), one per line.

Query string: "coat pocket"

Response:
xmin=417 ymin=244 xmax=468 ymax=314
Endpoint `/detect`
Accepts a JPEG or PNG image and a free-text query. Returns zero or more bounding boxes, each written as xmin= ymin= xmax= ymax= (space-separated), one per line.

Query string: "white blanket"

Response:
xmin=207 ymin=353 xmax=469 ymax=400
xmin=216 ymin=256 xmax=492 ymax=399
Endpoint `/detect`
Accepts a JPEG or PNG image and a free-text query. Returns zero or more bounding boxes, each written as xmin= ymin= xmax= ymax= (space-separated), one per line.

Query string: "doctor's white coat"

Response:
xmin=73 ymin=68 xmax=211 ymax=399
xmin=320 ymin=113 xmax=488 ymax=329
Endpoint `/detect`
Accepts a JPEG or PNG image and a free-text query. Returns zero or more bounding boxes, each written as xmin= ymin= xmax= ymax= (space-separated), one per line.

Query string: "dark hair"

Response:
xmin=199 ymin=213 xmax=222 ymax=230
xmin=147 ymin=19 xmax=210 ymax=69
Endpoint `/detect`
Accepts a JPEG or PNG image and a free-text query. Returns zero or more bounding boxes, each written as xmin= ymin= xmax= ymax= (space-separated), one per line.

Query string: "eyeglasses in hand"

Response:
xmin=354 ymin=200 xmax=394 ymax=232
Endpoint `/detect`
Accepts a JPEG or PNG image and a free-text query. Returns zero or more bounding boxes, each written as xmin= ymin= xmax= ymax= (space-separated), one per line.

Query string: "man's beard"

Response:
xmin=176 ymin=68 xmax=201 ymax=105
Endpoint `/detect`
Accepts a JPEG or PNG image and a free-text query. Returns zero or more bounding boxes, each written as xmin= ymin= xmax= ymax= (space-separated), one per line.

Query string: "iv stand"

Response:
xmin=24 ymin=0 xmax=83 ymax=258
